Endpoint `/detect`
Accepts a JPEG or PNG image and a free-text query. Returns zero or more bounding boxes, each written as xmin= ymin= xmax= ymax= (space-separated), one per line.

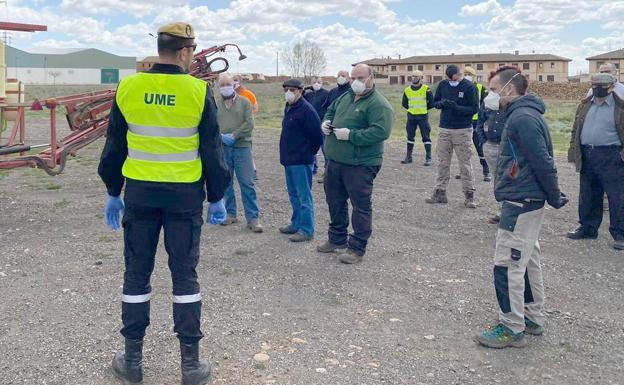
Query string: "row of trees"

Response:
xmin=282 ymin=39 xmax=327 ymax=84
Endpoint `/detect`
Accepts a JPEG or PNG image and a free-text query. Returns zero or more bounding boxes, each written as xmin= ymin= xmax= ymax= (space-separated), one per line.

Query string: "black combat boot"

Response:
xmin=401 ymin=143 xmax=414 ymax=164
xmin=425 ymin=189 xmax=448 ymax=204
xmin=180 ymin=342 xmax=212 ymax=385
xmin=424 ymin=143 xmax=432 ymax=166
xmin=111 ymin=339 xmax=144 ymax=384
xmin=480 ymin=157 xmax=491 ymax=181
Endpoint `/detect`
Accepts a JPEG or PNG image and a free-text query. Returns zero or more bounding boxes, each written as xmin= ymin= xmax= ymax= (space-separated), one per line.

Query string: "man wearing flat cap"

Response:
xmin=278 ymin=78 xmax=323 ymax=242
xmin=568 ymin=73 xmax=624 ymax=251
xmin=99 ymin=21 xmax=229 ymax=385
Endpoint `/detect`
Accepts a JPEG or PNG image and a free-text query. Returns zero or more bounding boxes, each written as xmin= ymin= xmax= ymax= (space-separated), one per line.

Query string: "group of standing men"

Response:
xmin=95 ymin=20 xmax=624 ymax=384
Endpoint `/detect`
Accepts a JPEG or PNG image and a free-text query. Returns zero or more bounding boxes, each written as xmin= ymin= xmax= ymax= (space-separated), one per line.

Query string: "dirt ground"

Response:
xmin=0 ymin=123 xmax=623 ymax=385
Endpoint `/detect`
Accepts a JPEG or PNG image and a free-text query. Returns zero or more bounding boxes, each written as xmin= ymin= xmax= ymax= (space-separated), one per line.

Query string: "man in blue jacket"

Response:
xmin=475 ymin=67 xmax=568 ymax=349
xmin=279 ymin=78 xmax=323 ymax=242
xmin=426 ymin=65 xmax=479 ymax=208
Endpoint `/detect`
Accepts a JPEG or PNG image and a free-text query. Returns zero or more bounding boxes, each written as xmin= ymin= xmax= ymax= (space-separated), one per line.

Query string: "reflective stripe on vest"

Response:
xmin=473 ymin=83 xmax=483 ymax=121
xmin=116 ymin=72 xmax=207 ymax=183
xmin=405 ymin=84 xmax=428 ymax=115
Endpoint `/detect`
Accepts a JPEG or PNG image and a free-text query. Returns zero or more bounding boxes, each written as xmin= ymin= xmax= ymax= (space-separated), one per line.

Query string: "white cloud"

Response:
xmin=459 ymin=0 xmax=504 ymax=17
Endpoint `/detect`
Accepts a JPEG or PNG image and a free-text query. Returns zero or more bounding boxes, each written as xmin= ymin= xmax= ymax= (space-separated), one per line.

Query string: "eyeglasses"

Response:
xmin=179 ymin=44 xmax=197 ymax=52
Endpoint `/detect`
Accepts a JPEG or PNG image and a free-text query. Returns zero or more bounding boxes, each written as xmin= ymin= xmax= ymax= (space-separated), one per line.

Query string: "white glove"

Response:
xmin=334 ymin=127 xmax=350 ymax=141
xmin=321 ymin=120 xmax=332 ymax=135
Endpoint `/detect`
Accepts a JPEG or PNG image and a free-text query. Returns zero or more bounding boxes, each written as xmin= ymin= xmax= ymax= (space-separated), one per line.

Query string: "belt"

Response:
xmin=581 ymin=144 xmax=622 ymax=149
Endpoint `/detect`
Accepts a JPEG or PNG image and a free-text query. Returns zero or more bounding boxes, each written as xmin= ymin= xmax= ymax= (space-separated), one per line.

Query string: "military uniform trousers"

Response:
xmin=121 ymin=203 xmax=204 ymax=344
xmin=494 ymin=200 xmax=546 ymax=333
xmin=435 ymin=127 xmax=475 ymax=193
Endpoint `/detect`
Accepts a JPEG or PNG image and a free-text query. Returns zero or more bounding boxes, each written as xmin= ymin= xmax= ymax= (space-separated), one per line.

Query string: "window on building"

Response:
xmin=539 ymin=75 xmax=543 ymax=82
xmin=539 ymin=62 xmax=544 ymax=68
xmin=465 ymin=63 xmax=472 ymax=68
xmin=433 ymin=76 xmax=443 ymax=83
xmin=523 ymin=63 xmax=530 ymax=70
xmin=547 ymin=75 xmax=555 ymax=82
xmin=391 ymin=65 xmax=397 ymax=71
xmin=512 ymin=63 xmax=518 ymax=68
xmin=498 ymin=63 xmax=506 ymax=67
xmin=550 ymin=62 xmax=555 ymax=69
xmin=476 ymin=63 xmax=483 ymax=70
xmin=435 ymin=64 xmax=442 ymax=71
xmin=407 ymin=65 xmax=413 ymax=71
xmin=418 ymin=65 xmax=424 ymax=71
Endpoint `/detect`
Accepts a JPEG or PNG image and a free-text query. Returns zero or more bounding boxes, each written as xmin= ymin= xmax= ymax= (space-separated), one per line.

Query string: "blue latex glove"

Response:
xmin=221 ymin=133 xmax=235 ymax=146
xmin=207 ymin=200 xmax=227 ymax=224
xmin=104 ymin=195 xmax=124 ymax=230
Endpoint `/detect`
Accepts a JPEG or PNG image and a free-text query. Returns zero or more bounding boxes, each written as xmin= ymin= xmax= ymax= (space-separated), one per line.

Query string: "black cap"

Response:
xmin=446 ymin=65 xmax=460 ymax=79
xmin=282 ymin=78 xmax=304 ymax=89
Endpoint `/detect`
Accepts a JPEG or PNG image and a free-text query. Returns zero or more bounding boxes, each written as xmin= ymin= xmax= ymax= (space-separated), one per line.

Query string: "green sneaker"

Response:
xmin=475 ymin=323 xmax=527 ymax=349
xmin=524 ymin=317 xmax=544 ymax=336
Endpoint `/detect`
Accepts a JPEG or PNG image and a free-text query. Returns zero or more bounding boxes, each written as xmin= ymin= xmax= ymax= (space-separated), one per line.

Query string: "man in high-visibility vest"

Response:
xmin=464 ymin=66 xmax=491 ymax=181
xmin=400 ymin=70 xmax=434 ymax=165
xmin=98 ymin=22 xmax=230 ymax=385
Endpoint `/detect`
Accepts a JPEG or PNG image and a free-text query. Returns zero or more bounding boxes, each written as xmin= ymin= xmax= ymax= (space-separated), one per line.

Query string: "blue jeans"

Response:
xmin=284 ymin=164 xmax=315 ymax=236
xmin=223 ymin=146 xmax=259 ymax=222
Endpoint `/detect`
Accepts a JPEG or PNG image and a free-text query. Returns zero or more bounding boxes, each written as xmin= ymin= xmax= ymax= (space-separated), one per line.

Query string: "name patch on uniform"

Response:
xmin=144 ymin=93 xmax=176 ymax=106
xmin=458 ymin=92 xmax=464 ymax=98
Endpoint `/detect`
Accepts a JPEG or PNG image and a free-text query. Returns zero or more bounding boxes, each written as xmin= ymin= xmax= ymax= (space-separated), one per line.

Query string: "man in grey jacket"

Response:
xmin=475 ymin=67 xmax=568 ymax=349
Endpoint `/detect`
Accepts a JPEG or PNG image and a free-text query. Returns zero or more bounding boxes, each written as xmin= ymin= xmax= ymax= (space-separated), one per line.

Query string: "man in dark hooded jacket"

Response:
xmin=474 ymin=67 xmax=568 ymax=349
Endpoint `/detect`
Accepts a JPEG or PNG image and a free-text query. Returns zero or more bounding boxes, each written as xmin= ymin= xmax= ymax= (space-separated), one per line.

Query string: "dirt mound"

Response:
xmin=529 ymin=82 xmax=589 ymax=100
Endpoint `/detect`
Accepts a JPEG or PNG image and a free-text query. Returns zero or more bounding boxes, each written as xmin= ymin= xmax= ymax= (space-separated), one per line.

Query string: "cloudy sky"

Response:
xmin=5 ymin=0 xmax=624 ymax=76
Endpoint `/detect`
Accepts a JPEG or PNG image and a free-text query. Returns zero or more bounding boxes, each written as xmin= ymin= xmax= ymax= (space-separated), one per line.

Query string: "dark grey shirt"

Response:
xmin=581 ymin=94 xmax=621 ymax=146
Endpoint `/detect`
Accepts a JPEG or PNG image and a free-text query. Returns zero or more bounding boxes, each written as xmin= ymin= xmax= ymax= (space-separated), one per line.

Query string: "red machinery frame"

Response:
xmin=0 ymin=43 xmax=246 ymax=175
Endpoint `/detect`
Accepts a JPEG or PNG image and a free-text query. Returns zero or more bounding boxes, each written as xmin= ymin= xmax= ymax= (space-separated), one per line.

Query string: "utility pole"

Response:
xmin=276 ymin=51 xmax=279 ymax=77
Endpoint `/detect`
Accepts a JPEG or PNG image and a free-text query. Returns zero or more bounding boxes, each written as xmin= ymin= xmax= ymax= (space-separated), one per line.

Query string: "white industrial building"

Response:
xmin=5 ymin=45 xmax=136 ymax=85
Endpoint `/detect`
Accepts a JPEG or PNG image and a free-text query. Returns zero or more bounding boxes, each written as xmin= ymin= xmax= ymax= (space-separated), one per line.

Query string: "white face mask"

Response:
xmin=449 ymin=80 xmax=460 ymax=87
xmin=337 ymin=76 xmax=347 ymax=85
xmin=351 ymin=78 xmax=369 ymax=95
xmin=219 ymin=85 xmax=235 ymax=98
xmin=285 ymin=90 xmax=296 ymax=103
xmin=465 ymin=75 xmax=473 ymax=82
xmin=483 ymin=91 xmax=501 ymax=111
xmin=312 ymin=82 xmax=322 ymax=91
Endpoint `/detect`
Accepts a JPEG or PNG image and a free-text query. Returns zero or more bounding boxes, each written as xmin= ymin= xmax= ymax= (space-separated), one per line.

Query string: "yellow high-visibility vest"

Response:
xmin=473 ymin=82 xmax=483 ymax=121
xmin=116 ymin=72 xmax=207 ymax=183
xmin=404 ymin=84 xmax=429 ymax=115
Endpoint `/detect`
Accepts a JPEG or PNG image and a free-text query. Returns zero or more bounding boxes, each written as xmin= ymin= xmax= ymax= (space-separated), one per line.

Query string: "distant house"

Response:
xmin=137 ymin=56 xmax=159 ymax=72
xmin=6 ymin=45 xmax=136 ymax=85
xmin=354 ymin=52 xmax=572 ymax=85
xmin=586 ymin=49 xmax=624 ymax=82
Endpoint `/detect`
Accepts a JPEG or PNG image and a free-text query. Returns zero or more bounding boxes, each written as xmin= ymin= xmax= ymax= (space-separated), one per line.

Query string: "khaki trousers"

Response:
xmin=435 ymin=127 xmax=475 ymax=193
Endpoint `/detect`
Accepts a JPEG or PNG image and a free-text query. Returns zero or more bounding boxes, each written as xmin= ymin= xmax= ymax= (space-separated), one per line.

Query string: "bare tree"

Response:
xmin=282 ymin=40 xmax=327 ymax=83
xmin=48 ymin=71 xmax=61 ymax=85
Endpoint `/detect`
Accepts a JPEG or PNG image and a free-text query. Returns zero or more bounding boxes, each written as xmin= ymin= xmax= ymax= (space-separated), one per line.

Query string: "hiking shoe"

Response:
xmin=338 ymin=249 xmax=364 ymax=264
xmin=483 ymin=173 xmax=492 ymax=182
xmin=317 ymin=241 xmax=347 ymax=253
xmin=567 ymin=227 xmax=598 ymax=240
xmin=614 ymin=240 xmax=624 ymax=250
xmin=220 ymin=216 xmax=238 ymax=226
xmin=246 ymin=221 xmax=263 ymax=233
xmin=425 ymin=189 xmax=448 ymax=204
xmin=475 ymin=323 xmax=527 ymax=349
xmin=279 ymin=225 xmax=297 ymax=234
xmin=423 ymin=158 xmax=432 ymax=166
xmin=524 ymin=318 xmax=544 ymax=336
xmin=289 ymin=231 xmax=313 ymax=242
xmin=464 ymin=191 xmax=477 ymax=209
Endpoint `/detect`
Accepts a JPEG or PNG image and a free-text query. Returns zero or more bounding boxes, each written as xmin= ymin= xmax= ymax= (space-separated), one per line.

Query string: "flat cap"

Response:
xmin=158 ymin=22 xmax=195 ymax=39
xmin=282 ymin=78 xmax=304 ymax=89
xmin=591 ymin=73 xmax=617 ymax=86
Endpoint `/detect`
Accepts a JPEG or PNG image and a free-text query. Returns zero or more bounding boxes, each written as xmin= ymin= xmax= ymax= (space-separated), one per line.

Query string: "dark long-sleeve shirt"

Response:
xmin=304 ymin=88 xmax=329 ymax=120
xmin=401 ymin=84 xmax=434 ymax=112
xmin=433 ymin=79 xmax=479 ymax=129
xmin=321 ymin=83 xmax=351 ymax=119
xmin=98 ymin=63 xmax=230 ymax=209
xmin=279 ymin=97 xmax=323 ymax=166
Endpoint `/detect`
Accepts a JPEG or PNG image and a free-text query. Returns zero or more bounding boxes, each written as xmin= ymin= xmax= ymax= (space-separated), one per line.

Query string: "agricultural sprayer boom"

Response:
xmin=0 ymin=43 xmax=245 ymax=175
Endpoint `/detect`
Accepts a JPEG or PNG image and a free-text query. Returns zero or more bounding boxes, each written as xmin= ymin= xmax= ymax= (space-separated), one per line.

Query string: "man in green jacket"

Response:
xmin=317 ymin=64 xmax=394 ymax=264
